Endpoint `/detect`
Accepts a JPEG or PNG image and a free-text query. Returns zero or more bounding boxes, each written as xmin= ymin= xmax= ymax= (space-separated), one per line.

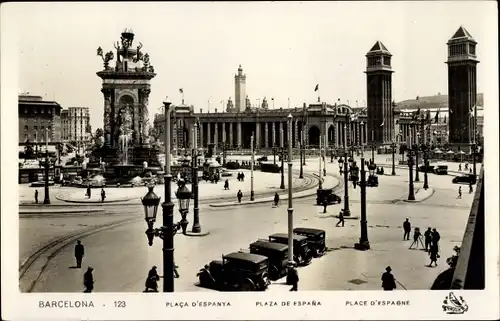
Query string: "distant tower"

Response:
xmin=234 ymin=65 xmax=246 ymax=113
xmin=365 ymin=41 xmax=394 ymax=146
xmin=226 ymin=97 xmax=234 ymax=112
xmin=96 ymin=29 xmax=155 ymax=148
xmin=446 ymin=26 xmax=479 ymax=150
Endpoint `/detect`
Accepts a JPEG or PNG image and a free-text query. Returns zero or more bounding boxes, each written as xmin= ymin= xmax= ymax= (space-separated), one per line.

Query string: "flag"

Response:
xmin=380 ymin=121 xmax=384 ymax=127
xmin=314 ymin=84 xmax=319 ymax=92
xmin=179 ymin=88 xmax=183 ymax=94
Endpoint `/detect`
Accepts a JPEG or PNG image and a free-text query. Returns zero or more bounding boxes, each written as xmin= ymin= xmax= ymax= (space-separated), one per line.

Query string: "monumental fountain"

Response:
xmin=85 ymin=29 xmax=162 ymax=186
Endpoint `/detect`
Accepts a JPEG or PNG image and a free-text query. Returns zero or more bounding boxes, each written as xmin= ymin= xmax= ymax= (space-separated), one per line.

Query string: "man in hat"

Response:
xmin=74 ymin=240 xmax=85 ymax=268
xmin=145 ymin=266 xmax=160 ymax=292
xmin=403 ymin=218 xmax=411 ymax=241
xmin=83 ymin=267 xmax=94 ymax=293
xmin=381 ymin=266 xmax=397 ymax=291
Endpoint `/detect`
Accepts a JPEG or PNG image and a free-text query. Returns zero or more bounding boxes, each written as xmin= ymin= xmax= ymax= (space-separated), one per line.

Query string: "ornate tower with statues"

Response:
xmin=234 ymin=65 xmax=246 ymax=113
xmin=365 ymin=41 xmax=394 ymax=147
xmin=446 ymin=26 xmax=479 ymax=150
xmin=96 ymin=29 xmax=155 ymax=150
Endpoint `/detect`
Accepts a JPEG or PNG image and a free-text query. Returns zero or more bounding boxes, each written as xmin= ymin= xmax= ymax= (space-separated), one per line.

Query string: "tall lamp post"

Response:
xmin=354 ymin=139 xmax=370 ymax=250
xmin=286 ymin=114 xmax=295 ymax=275
xmin=43 ymin=128 xmax=51 ymax=204
xmin=391 ymin=140 xmax=397 ymax=176
xmin=407 ymin=148 xmax=415 ymax=201
xmin=280 ymin=146 xmax=285 ymax=189
xmin=299 ymin=141 xmax=304 ymax=179
xmin=422 ymin=143 xmax=429 ymax=190
xmin=370 ymin=130 xmax=375 ymax=163
xmin=415 ymin=132 xmax=420 ymax=182
xmin=343 ymin=112 xmax=351 ymax=217
xmin=250 ymin=133 xmax=255 ymax=201
xmin=191 ymin=121 xmax=202 ymax=234
xmin=142 ymin=99 xmax=190 ymax=293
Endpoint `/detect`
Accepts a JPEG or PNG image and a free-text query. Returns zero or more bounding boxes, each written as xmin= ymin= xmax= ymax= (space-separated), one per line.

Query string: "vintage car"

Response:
xmin=316 ymin=188 xmax=341 ymax=205
xmin=293 ymin=228 xmax=326 ymax=257
xmin=418 ymin=165 xmax=435 ymax=173
xmin=220 ymin=169 xmax=233 ymax=177
xmin=434 ymin=165 xmax=448 ymax=175
xmin=268 ymin=233 xmax=313 ymax=266
xmin=249 ymin=240 xmax=289 ymax=280
xmin=197 ymin=252 xmax=270 ymax=291
xmin=452 ymin=174 xmax=476 ymax=185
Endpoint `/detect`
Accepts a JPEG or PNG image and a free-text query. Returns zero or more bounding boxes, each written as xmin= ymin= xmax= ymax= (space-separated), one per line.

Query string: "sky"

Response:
xmin=3 ymin=1 xmax=498 ymax=131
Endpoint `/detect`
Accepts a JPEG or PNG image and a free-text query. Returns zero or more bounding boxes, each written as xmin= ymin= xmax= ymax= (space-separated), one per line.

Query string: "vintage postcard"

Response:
xmin=1 ymin=1 xmax=498 ymax=320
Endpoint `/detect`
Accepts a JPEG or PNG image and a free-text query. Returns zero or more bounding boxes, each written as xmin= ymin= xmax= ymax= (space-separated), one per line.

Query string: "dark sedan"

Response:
xmin=452 ymin=174 xmax=476 ymax=184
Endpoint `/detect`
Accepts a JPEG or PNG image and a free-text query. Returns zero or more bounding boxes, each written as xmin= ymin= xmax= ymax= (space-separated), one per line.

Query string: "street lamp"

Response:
xmin=415 ymin=132 xmax=420 ymax=182
xmin=354 ymin=142 xmax=370 ymax=250
xmin=407 ymin=149 xmax=415 ymax=201
xmin=43 ymin=128 xmax=51 ymax=204
xmin=280 ymin=146 xmax=285 ymax=189
xmin=286 ymin=113 xmax=295 ymax=277
xmin=343 ymin=119 xmax=351 ymax=217
xmin=350 ymin=161 xmax=359 ymax=189
xmin=176 ymin=181 xmax=192 ymax=235
xmin=422 ymin=144 xmax=429 ymax=190
xmin=391 ymin=140 xmax=397 ymax=176
xmin=299 ymin=142 xmax=304 ymax=179
xmin=250 ymin=133 xmax=255 ymax=201
xmin=191 ymin=121 xmax=203 ymax=234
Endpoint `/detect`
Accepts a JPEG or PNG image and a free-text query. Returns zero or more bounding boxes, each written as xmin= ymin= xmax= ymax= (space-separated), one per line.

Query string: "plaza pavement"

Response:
xmin=23 ymin=154 xmax=474 ymax=293
xmin=19 ymin=169 xmax=313 ymax=206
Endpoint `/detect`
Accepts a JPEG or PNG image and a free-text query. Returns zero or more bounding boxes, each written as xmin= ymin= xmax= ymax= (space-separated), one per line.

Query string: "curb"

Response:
xmin=54 ymin=195 xmax=136 ymax=204
xmin=19 ymin=216 xmax=143 ymax=293
xmin=19 ymin=209 xmax=105 ymax=215
xmin=209 ymin=173 xmax=341 ymax=208
xmin=402 ymin=187 xmax=435 ymax=203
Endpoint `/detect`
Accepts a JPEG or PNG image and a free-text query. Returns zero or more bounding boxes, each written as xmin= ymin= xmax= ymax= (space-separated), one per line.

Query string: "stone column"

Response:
xmin=304 ymin=124 xmax=308 ymax=146
xmin=140 ymin=88 xmax=151 ymax=145
xmin=199 ymin=122 xmax=204 ymax=148
xmin=101 ymin=88 xmax=112 ymax=146
xmin=293 ymin=119 xmax=300 ymax=148
xmin=279 ymin=122 xmax=284 ymax=147
xmin=172 ymin=120 xmax=177 ymax=153
xmin=255 ymin=122 xmax=260 ymax=150
xmin=214 ymin=122 xmax=218 ymax=147
xmin=222 ymin=122 xmax=226 ymax=144
xmin=272 ymin=122 xmax=276 ymax=146
xmin=229 ymin=122 xmax=233 ymax=148
xmin=264 ymin=122 xmax=269 ymax=148
xmin=323 ymin=121 xmax=328 ymax=148
xmin=207 ymin=122 xmax=211 ymax=145
xmin=237 ymin=121 xmax=242 ymax=149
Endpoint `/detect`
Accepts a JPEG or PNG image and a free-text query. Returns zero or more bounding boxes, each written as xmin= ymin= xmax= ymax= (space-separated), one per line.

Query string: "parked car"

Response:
xmin=452 ymin=174 xmax=476 ymax=185
xmin=221 ymin=169 xmax=233 ymax=177
xmin=268 ymin=233 xmax=313 ymax=266
xmin=316 ymin=188 xmax=341 ymax=205
xmin=249 ymin=240 xmax=289 ymax=280
xmin=418 ymin=165 xmax=435 ymax=173
xmin=435 ymin=165 xmax=448 ymax=175
xmin=197 ymin=252 xmax=270 ymax=291
xmin=293 ymin=228 xmax=326 ymax=257
xmin=225 ymin=161 xmax=240 ymax=170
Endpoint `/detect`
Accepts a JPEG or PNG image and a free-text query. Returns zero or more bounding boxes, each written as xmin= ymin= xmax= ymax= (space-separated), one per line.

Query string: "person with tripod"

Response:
xmin=409 ymin=227 xmax=425 ymax=249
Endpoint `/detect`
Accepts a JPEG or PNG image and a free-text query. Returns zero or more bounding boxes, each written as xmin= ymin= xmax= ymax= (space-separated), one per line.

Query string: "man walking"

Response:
xmin=74 ymin=240 xmax=84 ymax=268
xmin=457 ymin=186 xmax=462 ymax=199
xmin=83 ymin=267 xmax=94 ymax=293
xmin=381 ymin=266 xmax=397 ymax=291
xmin=144 ymin=266 xmax=160 ymax=292
xmin=469 ymin=183 xmax=473 ymax=194
xmin=403 ymin=218 xmax=411 ymax=240
xmin=428 ymin=243 xmax=439 ymax=267
xmin=34 ymin=190 xmax=38 ymax=204
xmin=288 ymin=266 xmax=299 ymax=291
xmin=431 ymin=228 xmax=441 ymax=248
xmin=86 ymin=184 xmax=91 ymax=199
xmin=100 ymin=188 xmax=106 ymax=202
xmin=322 ymin=197 xmax=328 ymax=214
xmin=237 ymin=190 xmax=243 ymax=203
xmin=336 ymin=209 xmax=345 ymax=227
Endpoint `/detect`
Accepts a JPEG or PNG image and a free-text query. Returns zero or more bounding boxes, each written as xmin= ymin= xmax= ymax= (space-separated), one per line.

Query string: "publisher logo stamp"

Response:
xmin=442 ymin=292 xmax=468 ymax=314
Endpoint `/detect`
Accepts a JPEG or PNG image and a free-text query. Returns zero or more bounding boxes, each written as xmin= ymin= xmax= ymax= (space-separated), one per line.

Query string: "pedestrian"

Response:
xmin=83 ymin=267 xmax=94 ymax=293
xmin=469 ymin=183 xmax=473 ymax=194
xmin=469 ymin=168 xmax=472 ymax=174
xmin=381 ymin=266 xmax=397 ymax=291
xmin=224 ymin=179 xmax=229 ymax=190
xmin=273 ymin=193 xmax=280 ymax=207
xmin=458 ymin=164 xmax=462 ymax=171
xmin=100 ymin=188 xmax=106 ymax=202
xmin=322 ymin=197 xmax=328 ymax=214
xmin=237 ymin=172 xmax=241 ymax=182
xmin=428 ymin=243 xmax=439 ymax=267
xmin=74 ymin=240 xmax=84 ymax=268
xmin=174 ymin=262 xmax=180 ymax=278
xmin=457 ymin=186 xmax=462 ymax=199
xmin=144 ymin=266 xmax=160 ymax=292
xmin=336 ymin=209 xmax=345 ymax=227
xmin=403 ymin=218 xmax=411 ymax=241
xmin=86 ymin=184 xmax=91 ymax=199
xmin=424 ymin=227 xmax=433 ymax=252
xmin=237 ymin=190 xmax=243 ymax=203
xmin=34 ymin=190 xmax=38 ymax=204
xmin=465 ymin=163 xmax=468 ymax=170
xmin=288 ymin=266 xmax=299 ymax=291
xmin=431 ymin=228 xmax=441 ymax=248
xmin=409 ymin=227 xmax=424 ymax=249
xmin=241 ymin=173 xmax=245 ymax=181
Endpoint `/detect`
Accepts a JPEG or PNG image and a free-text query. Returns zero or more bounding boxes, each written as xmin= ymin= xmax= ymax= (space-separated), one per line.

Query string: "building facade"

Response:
xmin=18 ymin=94 xmax=62 ymax=143
xmin=96 ymin=29 xmax=155 ymax=148
xmin=446 ymin=26 xmax=479 ymax=150
xmin=60 ymin=107 xmax=91 ymax=146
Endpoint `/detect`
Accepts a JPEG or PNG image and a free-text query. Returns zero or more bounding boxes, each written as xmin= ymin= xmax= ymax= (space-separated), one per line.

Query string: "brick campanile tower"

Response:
xmin=365 ymin=41 xmax=394 ymax=147
xmin=446 ymin=26 xmax=479 ymax=151
xmin=234 ymin=65 xmax=246 ymax=113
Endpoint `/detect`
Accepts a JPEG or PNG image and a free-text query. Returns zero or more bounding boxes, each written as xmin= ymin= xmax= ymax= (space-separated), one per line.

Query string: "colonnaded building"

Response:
xmin=152 ymin=26 xmax=482 ymax=154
